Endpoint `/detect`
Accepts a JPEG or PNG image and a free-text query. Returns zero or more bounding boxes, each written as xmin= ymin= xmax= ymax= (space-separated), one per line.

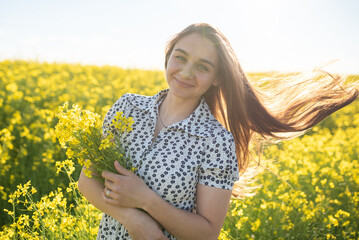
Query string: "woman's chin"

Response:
xmin=168 ymin=87 xmax=198 ymax=101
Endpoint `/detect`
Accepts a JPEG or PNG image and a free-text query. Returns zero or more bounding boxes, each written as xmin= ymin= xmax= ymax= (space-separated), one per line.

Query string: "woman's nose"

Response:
xmin=179 ymin=64 xmax=194 ymax=79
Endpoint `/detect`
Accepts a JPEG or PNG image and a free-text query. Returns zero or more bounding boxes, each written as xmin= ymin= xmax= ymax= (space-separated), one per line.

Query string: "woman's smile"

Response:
xmin=173 ymin=77 xmax=195 ymax=88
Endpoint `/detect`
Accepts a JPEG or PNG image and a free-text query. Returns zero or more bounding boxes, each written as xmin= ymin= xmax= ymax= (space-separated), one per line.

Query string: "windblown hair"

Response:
xmin=165 ymin=23 xmax=359 ymax=196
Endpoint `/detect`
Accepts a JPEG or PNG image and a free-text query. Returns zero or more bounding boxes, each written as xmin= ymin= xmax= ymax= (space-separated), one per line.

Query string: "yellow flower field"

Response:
xmin=1 ymin=60 xmax=358 ymax=239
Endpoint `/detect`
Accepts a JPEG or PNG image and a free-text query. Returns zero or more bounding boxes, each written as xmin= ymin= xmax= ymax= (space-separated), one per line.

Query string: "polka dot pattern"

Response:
xmin=97 ymin=89 xmax=239 ymax=240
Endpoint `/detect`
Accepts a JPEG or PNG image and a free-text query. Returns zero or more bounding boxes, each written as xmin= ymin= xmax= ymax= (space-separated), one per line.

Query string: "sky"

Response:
xmin=0 ymin=0 xmax=358 ymax=74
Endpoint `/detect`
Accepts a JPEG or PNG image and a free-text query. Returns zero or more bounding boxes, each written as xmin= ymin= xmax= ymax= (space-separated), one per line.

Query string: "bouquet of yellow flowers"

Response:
xmin=55 ymin=103 xmax=138 ymax=182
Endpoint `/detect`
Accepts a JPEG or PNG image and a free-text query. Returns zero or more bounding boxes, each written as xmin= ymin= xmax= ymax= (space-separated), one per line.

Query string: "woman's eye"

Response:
xmin=176 ymin=56 xmax=186 ymax=62
xmin=197 ymin=64 xmax=209 ymax=72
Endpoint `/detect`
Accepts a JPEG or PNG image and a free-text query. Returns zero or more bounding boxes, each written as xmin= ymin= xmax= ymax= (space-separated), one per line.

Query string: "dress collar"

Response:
xmin=127 ymin=89 xmax=217 ymax=138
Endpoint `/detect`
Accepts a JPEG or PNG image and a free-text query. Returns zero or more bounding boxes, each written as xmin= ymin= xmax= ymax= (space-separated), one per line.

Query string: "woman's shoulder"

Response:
xmin=196 ymin=119 xmax=235 ymax=153
xmin=200 ymin=110 xmax=234 ymax=142
xmin=116 ymin=91 xmax=165 ymax=111
xmin=106 ymin=93 xmax=149 ymax=114
xmin=126 ymin=93 xmax=155 ymax=109
xmin=188 ymin=98 xmax=231 ymax=139
xmin=207 ymin=118 xmax=232 ymax=137
xmin=113 ymin=92 xmax=147 ymax=104
xmin=207 ymin=121 xmax=235 ymax=146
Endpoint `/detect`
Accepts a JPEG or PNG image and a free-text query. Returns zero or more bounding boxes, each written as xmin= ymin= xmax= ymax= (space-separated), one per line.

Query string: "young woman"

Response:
xmin=78 ymin=23 xmax=358 ymax=240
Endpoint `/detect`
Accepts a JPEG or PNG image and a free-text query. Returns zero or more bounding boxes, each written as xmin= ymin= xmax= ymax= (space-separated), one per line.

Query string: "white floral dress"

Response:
xmin=97 ymin=89 xmax=239 ymax=240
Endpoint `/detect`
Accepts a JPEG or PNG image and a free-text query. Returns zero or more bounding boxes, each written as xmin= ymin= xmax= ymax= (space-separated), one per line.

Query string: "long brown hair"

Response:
xmin=165 ymin=23 xmax=359 ymax=181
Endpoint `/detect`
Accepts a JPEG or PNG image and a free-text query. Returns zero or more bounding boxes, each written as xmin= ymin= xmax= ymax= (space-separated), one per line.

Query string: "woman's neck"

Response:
xmin=159 ymin=91 xmax=200 ymax=126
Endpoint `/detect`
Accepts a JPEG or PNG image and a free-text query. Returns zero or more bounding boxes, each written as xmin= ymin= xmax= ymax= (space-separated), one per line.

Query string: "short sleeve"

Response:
xmin=198 ymin=132 xmax=239 ymax=190
xmin=102 ymin=93 xmax=130 ymax=136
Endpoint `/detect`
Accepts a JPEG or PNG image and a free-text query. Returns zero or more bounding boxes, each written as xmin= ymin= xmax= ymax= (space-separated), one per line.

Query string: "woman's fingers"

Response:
xmin=102 ymin=164 xmax=150 ymax=209
xmin=102 ymin=190 xmax=120 ymax=205
xmin=104 ymin=178 xmax=115 ymax=190
xmin=114 ymin=161 xmax=132 ymax=176
xmin=102 ymin=170 xmax=124 ymax=183
xmin=104 ymin=187 xmax=111 ymax=198
xmin=101 ymin=161 xmax=132 ymax=181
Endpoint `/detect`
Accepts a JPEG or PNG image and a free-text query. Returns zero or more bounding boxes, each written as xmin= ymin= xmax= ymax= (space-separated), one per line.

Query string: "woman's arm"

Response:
xmin=145 ymin=184 xmax=232 ymax=240
xmin=78 ymin=168 xmax=127 ymax=221
xmin=77 ymin=167 xmax=168 ymax=240
xmin=103 ymin=162 xmax=232 ymax=240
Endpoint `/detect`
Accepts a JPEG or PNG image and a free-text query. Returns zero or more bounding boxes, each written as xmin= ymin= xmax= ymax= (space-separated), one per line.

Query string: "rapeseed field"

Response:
xmin=0 ymin=60 xmax=358 ymax=239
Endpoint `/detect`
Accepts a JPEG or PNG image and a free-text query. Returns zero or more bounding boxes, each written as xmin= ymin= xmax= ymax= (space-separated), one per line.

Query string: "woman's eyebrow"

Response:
xmin=174 ymin=48 xmax=215 ymax=68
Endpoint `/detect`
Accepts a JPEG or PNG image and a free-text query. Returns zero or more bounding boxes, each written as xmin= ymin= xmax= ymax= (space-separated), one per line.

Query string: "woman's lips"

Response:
xmin=174 ymin=77 xmax=194 ymax=88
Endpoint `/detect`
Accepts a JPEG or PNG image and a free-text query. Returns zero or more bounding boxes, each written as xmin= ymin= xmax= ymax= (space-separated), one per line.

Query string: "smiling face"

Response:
xmin=165 ymin=33 xmax=219 ymax=102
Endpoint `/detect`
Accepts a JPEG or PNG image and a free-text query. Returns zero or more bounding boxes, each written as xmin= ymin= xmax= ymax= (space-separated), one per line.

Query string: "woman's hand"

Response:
xmin=102 ymin=162 xmax=169 ymax=239
xmin=101 ymin=161 xmax=152 ymax=209
xmin=122 ymin=208 xmax=169 ymax=240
